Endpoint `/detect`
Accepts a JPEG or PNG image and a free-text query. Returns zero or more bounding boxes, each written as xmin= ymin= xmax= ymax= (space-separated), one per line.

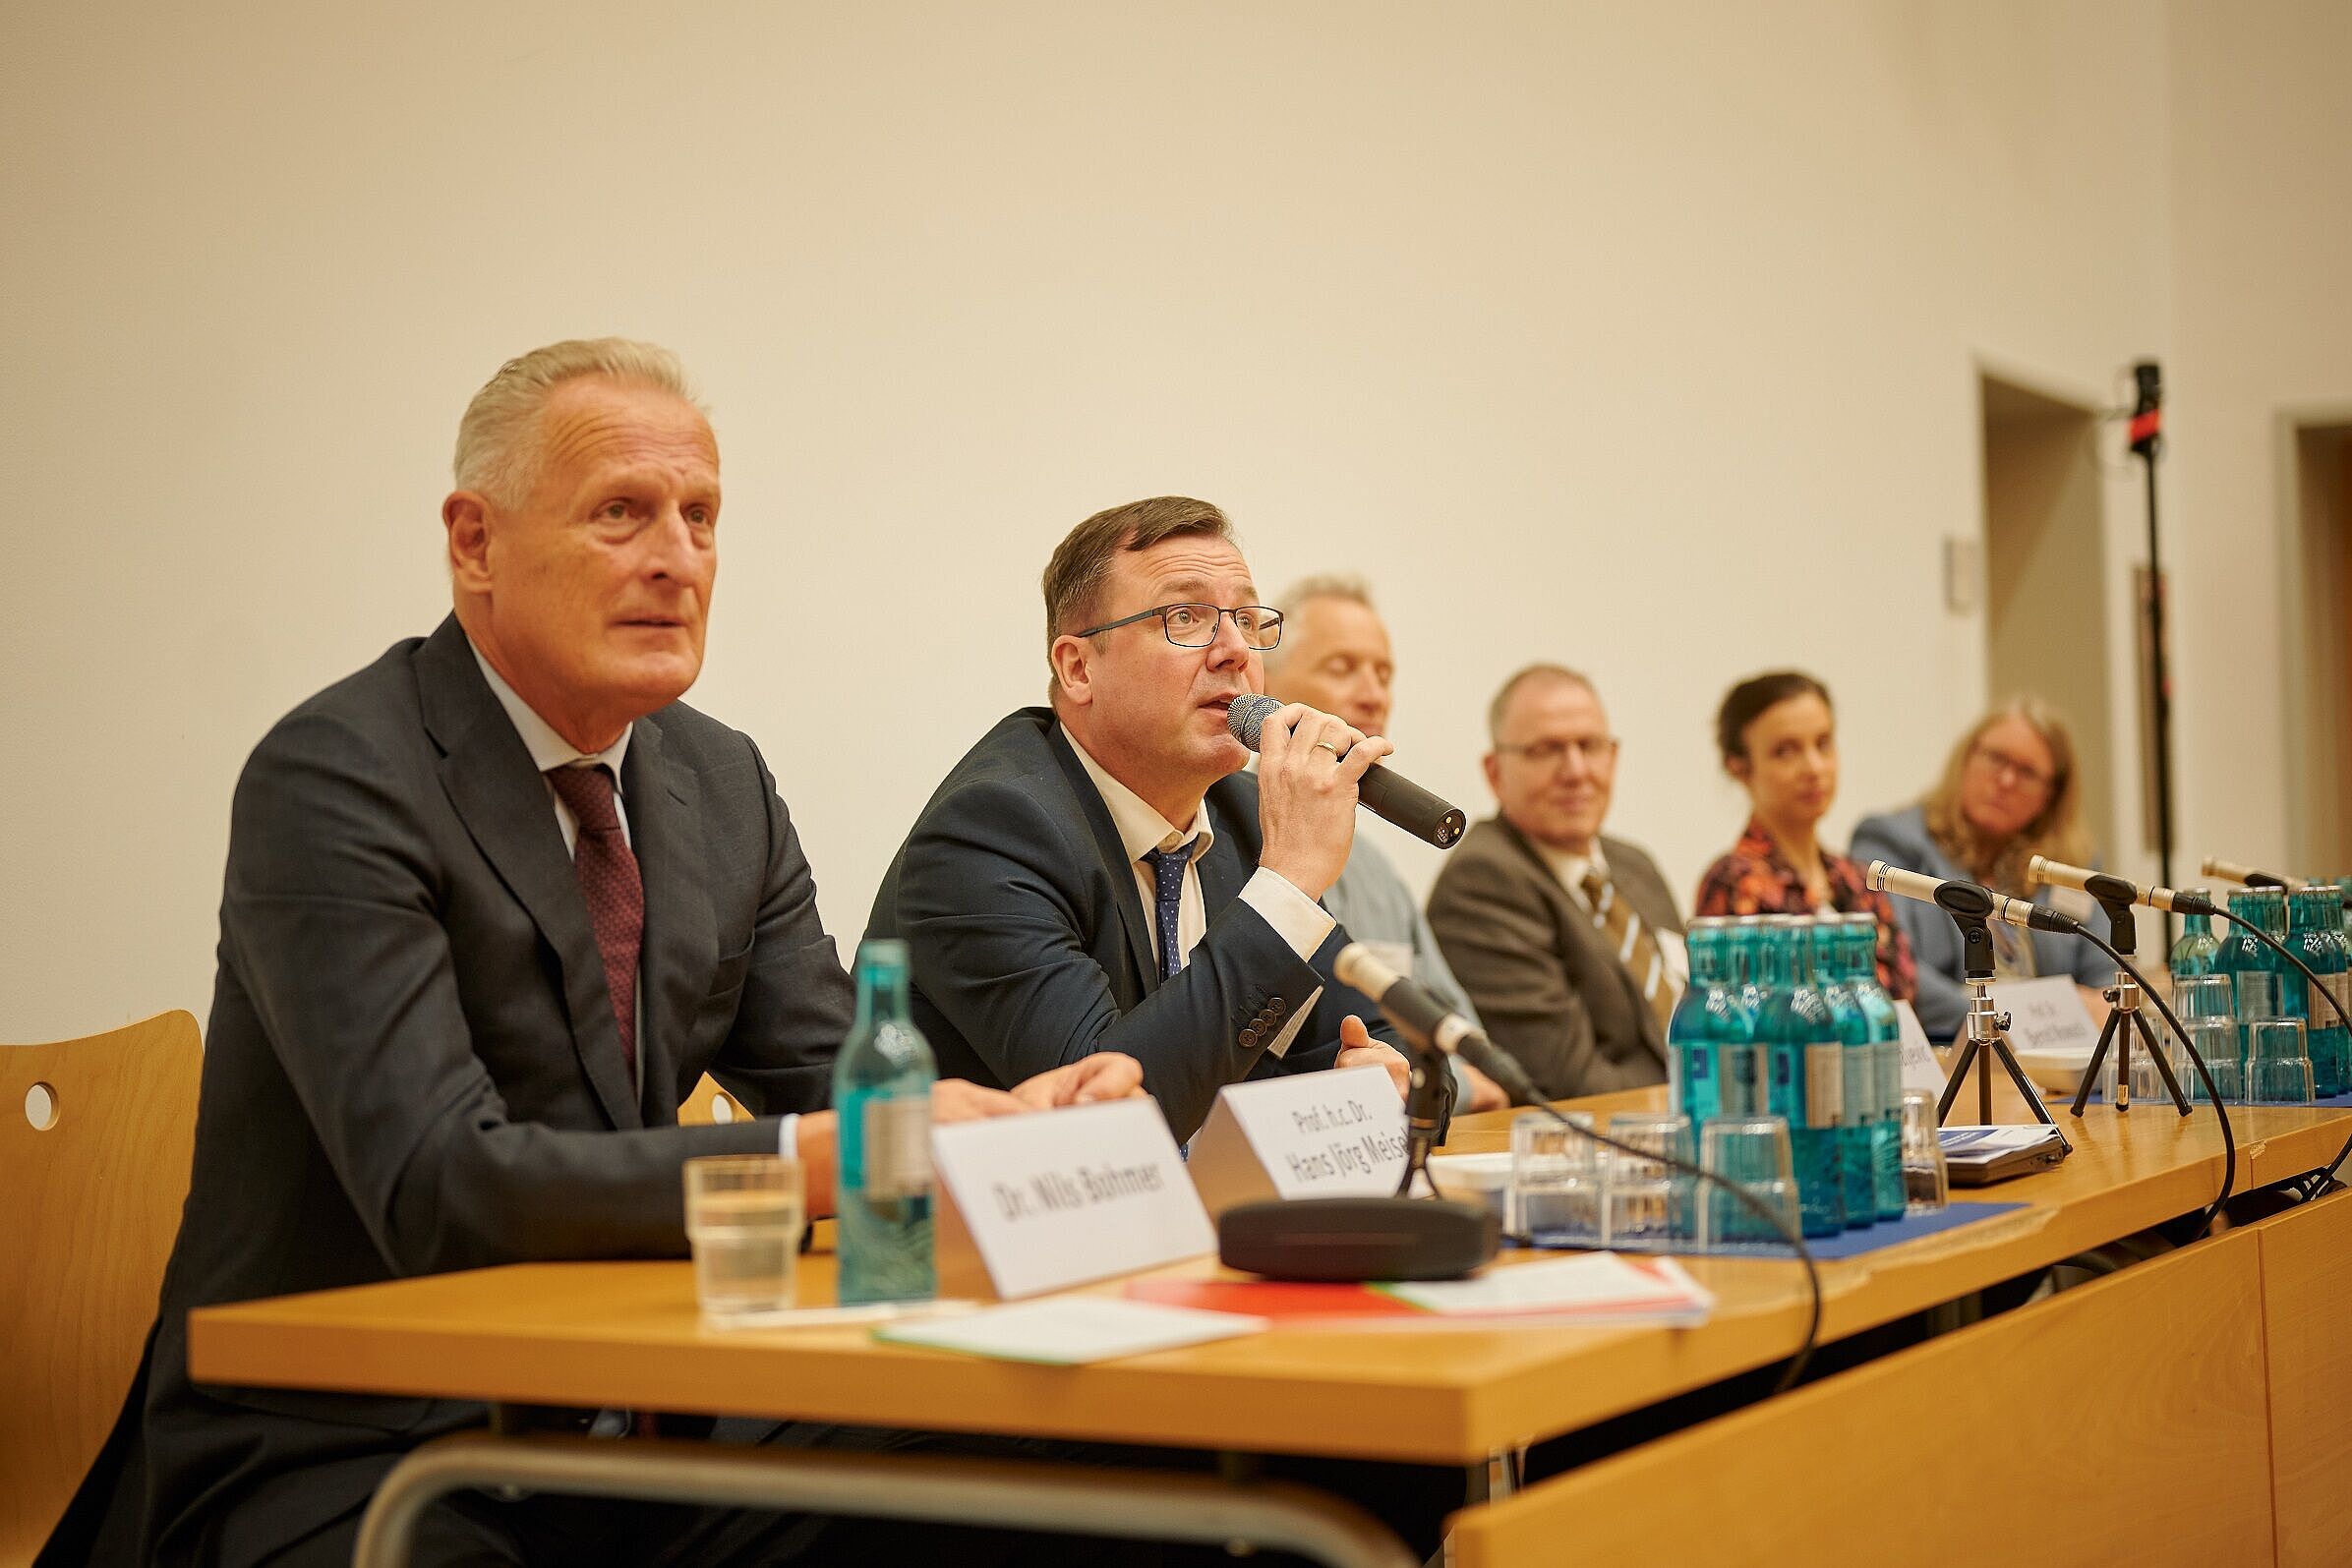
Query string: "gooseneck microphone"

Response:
xmin=2027 ymin=856 xmax=2218 ymax=916
xmin=1333 ymin=943 xmax=1542 ymax=1107
xmin=1226 ymin=693 xmax=1467 ymax=848
xmin=1864 ymin=861 xmax=2082 ymax=934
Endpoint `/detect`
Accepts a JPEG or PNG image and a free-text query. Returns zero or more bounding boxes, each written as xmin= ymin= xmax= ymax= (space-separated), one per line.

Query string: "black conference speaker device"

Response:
xmin=1217 ymin=1196 xmax=1499 ymax=1282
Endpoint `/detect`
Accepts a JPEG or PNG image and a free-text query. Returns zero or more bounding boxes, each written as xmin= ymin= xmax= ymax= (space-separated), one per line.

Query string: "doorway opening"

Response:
xmin=2282 ymin=415 xmax=2352 ymax=874
xmin=1979 ymin=373 xmax=2118 ymax=861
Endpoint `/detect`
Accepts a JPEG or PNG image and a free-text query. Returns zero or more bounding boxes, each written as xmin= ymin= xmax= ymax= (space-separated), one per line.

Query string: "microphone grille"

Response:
xmin=1225 ymin=692 xmax=1280 ymax=750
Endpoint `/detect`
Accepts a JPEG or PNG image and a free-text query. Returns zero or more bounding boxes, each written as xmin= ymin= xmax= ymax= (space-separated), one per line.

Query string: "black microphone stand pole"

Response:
xmin=2129 ymin=361 xmax=2177 ymax=947
xmin=1936 ymin=884 xmax=2071 ymax=1151
xmin=2065 ymin=886 xmax=2193 ymax=1118
xmin=1393 ymin=1045 xmax=1455 ymax=1198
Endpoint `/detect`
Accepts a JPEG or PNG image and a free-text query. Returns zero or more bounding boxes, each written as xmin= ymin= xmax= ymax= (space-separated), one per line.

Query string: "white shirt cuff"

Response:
xmin=776 ymin=1112 xmax=800 ymax=1161
xmin=1239 ymin=866 xmax=1336 ymax=959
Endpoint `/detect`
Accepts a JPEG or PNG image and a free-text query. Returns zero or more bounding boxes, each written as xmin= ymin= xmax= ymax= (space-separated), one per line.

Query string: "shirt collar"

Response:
xmin=1533 ymin=837 xmax=1609 ymax=900
xmin=470 ymin=639 xmax=632 ymax=787
xmin=1064 ymin=730 xmax=1214 ymax=866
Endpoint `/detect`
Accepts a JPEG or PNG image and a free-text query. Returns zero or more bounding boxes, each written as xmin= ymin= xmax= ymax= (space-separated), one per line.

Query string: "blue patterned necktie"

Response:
xmin=1142 ymin=844 xmax=1191 ymax=980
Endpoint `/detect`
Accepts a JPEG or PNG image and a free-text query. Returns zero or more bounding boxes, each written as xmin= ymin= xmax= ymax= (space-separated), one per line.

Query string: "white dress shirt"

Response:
xmin=1065 ymin=735 xmax=1329 ymax=1059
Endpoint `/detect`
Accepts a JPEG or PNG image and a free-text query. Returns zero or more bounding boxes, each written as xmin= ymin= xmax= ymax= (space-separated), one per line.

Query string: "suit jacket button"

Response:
xmin=1240 ymin=1027 xmax=1261 ymax=1048
xmin=1269 ymin=998 xmax=1287 ymax=1016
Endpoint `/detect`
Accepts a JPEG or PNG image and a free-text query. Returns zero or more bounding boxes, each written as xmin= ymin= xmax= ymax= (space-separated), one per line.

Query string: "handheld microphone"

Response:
xmin=2027 ymin=856 xmax=2218 ymax=916
xmin=2200 ymin=856 xmax=2301 ymax=891
xmin=1863 ymin=862 xmax=2081 ymax=934
xmin=1227 ymin=693 xmax=1467 ymax=848
xmin=1332 ymin=943 xmax=1543 ymax=1107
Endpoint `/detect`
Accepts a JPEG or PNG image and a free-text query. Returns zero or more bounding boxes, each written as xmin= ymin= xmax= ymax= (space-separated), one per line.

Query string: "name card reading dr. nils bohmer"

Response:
xmin=930 ymin=1097 xmax=1211 ymax=1300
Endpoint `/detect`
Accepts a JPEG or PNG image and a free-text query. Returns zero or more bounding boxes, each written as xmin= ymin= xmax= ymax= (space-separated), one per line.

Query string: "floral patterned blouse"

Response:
xmin=1693 ymin=817 xmax=1919 ymax=1000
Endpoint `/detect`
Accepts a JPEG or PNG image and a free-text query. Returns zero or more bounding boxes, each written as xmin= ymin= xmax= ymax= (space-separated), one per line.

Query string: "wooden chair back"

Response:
xmin=0 ymin=1012 xmax=203 ymax=1563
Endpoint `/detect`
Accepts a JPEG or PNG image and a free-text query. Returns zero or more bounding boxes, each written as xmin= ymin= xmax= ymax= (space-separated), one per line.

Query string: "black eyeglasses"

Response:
xmin=1072 ymin=603 xmax=1284 ymax=651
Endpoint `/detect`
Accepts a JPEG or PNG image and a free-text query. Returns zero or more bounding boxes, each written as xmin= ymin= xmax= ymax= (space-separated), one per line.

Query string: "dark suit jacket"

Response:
xmin=43 ymin=615 xmax=851 ymax=1567
xmin=1426 ymin=819 xmax=1683 ymax=1099
xmin=864 ymin=708 xmax=1389 ymax=1141
xmin=1850 ymin=805 xmax=2112 ymax=1040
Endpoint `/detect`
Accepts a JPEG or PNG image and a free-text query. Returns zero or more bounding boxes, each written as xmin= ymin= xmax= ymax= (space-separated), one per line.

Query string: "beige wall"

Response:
xmin=0 ymin=1 xmax=2334 ymax=1041
xmin=2166 ymin=0 xmax=2352 ymax=879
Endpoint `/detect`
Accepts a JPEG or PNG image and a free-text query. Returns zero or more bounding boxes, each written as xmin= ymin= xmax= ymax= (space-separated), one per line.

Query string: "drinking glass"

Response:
xmin=1900 ymin=1092 xmax=1949 ymax=1214
xmin=2182 ymin=1016 xmax=2245 ymax=1104
xmin=684 ymin=1154 xmax=805 ymax=1325
xmin=2245 ymin=1019 xmax=2315 ymax=1105
xmin=1510 ymin=1110 xmax=1604 ymax=1246
xmin=1699 ymin=1115 xmax=1798 ymax=1249
xmin=1603 ymin=1112 xmax=1695 ymax=1249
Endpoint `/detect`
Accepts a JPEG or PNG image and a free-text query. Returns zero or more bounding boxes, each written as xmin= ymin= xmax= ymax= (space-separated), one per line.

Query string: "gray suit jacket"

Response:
xmin=44 ymin=615 xmax=851 ymax=1567
xmin=1426 ymin=818 xmax=1683 ymax=1099
xmin=863 ymin=708 xmax=1394 ymax=1141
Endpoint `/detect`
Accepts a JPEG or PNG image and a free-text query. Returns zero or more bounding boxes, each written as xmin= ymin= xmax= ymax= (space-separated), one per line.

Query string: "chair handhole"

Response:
xmin=25 ymin=1081 xmax=59 ymax=1132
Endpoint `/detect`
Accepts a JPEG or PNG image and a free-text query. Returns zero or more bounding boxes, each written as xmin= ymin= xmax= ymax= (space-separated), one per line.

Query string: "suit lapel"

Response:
xmin=621 ymin=716 xmax=714 ymax=1126
xmin=415 ymin=617 xmax=641 ymax=1130
xmin=1499 ymin=820 xmax=1667 ymax=1065
xmin=1044 ymin=724 xmax=1160 ymax=994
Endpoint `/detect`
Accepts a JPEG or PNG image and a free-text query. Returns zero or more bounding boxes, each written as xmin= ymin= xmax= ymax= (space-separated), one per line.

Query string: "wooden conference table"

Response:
xmin=189 ymin=1093 xmax=2352 ymax=1568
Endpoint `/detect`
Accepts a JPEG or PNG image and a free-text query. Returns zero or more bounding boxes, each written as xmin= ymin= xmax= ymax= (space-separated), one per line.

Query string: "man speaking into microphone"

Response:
xmin=865 ymin=496 xmax=1416 ymax=1138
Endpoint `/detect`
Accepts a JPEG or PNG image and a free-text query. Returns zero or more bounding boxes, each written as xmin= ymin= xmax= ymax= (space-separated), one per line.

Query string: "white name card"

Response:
xmin=1991 ymin=975 xmax=2102 ymax=1056
xmin=930 ymin=1098 xmax=1211 ymax=1301
xmin=1186 ymin=1065 xmax=1408 ymax=1217
xmin=1894 ymin=1002 xmax=1947 ymax=1096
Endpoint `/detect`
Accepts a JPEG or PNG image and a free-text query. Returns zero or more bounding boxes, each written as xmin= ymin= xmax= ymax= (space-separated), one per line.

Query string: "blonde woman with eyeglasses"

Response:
xmin=1851 ymin=698 xmax=2114 ymax=1041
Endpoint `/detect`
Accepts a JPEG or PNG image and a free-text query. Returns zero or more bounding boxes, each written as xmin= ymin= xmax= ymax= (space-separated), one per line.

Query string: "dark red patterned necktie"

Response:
xmin=545 ymin=764 xmax=642 ymax=1082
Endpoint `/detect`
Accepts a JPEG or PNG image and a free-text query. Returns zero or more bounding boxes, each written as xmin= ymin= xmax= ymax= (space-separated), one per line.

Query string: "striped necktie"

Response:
xmin=1581 ymin=866 xmax=1679 ymax=1035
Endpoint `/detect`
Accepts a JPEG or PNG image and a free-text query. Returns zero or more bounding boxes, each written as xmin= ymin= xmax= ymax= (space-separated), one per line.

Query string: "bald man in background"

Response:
xmin=1263 ymin=576 xmax=1511 ymax=1110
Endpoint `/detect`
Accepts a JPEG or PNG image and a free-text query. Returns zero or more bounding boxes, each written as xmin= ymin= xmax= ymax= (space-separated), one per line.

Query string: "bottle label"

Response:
xmin=862 ymin=1093 xmax=934 ymax=1200
xmin=1804 ymin=1042 xmax=1844 ymax=1129
xmin=2325 ymin=971 xmax=2352 ymax=1028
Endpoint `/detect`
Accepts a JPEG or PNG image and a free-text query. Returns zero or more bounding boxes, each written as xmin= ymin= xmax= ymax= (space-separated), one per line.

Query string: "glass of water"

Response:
xmin=1698 ymin=1115 xmax=1798 ymax=1249
xmin=684 ymin=1154 xmax=805 ymax=1325
xmin=1604 ymin=1112 xmax=1695 ymax=1249
xmin=1510 ymin=1110 xmax=1604 ymax=1247
xmin=2245 ymin=1019 xmax=2316 ymax=1105
xmin=1900 ymin=1092 xmax=1949 ymax=1215
xmin=2182 ymin=1016 xmax=2245 ymax=1104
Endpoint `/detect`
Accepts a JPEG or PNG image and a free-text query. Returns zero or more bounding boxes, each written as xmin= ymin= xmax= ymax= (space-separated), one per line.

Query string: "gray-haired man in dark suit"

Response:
xmin=39 ymin=340 xmax=1139 ymax=1568
xmin=1428 ymin=665 xmax=1687 ymax=1099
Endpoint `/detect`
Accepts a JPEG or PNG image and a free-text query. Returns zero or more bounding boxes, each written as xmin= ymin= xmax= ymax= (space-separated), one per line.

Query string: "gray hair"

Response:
xmin=453 ymin=338 xmax=705 ymax=506
xmin=1486 ymin=662 xmax=1598 ymax=743
xmin=1263 ymin=574 xmax=1377 ymax=674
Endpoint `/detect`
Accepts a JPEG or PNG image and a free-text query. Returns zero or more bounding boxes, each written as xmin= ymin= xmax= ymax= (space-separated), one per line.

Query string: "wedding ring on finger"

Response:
xmin=1312 ymin=740 xmax=1343 ymax=757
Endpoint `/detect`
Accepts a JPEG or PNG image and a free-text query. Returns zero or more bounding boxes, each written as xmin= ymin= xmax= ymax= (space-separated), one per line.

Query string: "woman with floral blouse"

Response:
xmin=1692 ymin=669 xmax=1917 ymax=1000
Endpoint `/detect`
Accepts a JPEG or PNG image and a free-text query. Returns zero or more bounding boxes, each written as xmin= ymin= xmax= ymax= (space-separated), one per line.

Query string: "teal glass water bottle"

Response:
xmin=2219 ymin=889 xmax=2281 ymax=1071
xmin=2288 ymin=888 xmax=2348 ymax=1097
xmin=2167 ymin=898 xmax=2220 ymax=982
xmin=833 ymin=939 xmax=937 ymax=1305
xmin=1843 ymin=913 xmax=1908 ymax=1222
xmin=1670 ymin=918 xmax=1757 ymax=1122
xmin=1756 ymin=915 xmax=1844 ymax=1237
xmin=1727 ymin=914 xmax=1772 ymax=1115
xmin=1811 ymin=921 xmax=1875 ymax=1230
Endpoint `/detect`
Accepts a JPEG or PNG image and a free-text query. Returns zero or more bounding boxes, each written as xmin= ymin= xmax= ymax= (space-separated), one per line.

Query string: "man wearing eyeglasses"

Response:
xmin=865 ymin=496 xmax=1415 ymax=1140
xmin=1428 ymin=664 xmax=1687 ymax=1098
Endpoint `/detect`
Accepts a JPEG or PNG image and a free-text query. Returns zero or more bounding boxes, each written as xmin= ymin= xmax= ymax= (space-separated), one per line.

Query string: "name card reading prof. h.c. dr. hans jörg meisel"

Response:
xmin=1186 ymin=1064 xmax=1409 ymax=1218
xmin=930 ymin=1096 xmax=1211 ymax=1300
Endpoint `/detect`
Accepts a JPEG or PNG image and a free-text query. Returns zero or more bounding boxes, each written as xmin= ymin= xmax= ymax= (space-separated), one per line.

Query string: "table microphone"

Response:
xmin=1226 ymin=694 xmax=1467 ymax=847
xmin=1863 ymin=861 xmax=2082 ymax=934
xmin=1334 ymin=943 xmax=1542 ymax=1107
xmin=2200 ymin=856 xmax=2302 ymax=891
xmin=2026 ymin=856 xmax=2218 ymax=916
